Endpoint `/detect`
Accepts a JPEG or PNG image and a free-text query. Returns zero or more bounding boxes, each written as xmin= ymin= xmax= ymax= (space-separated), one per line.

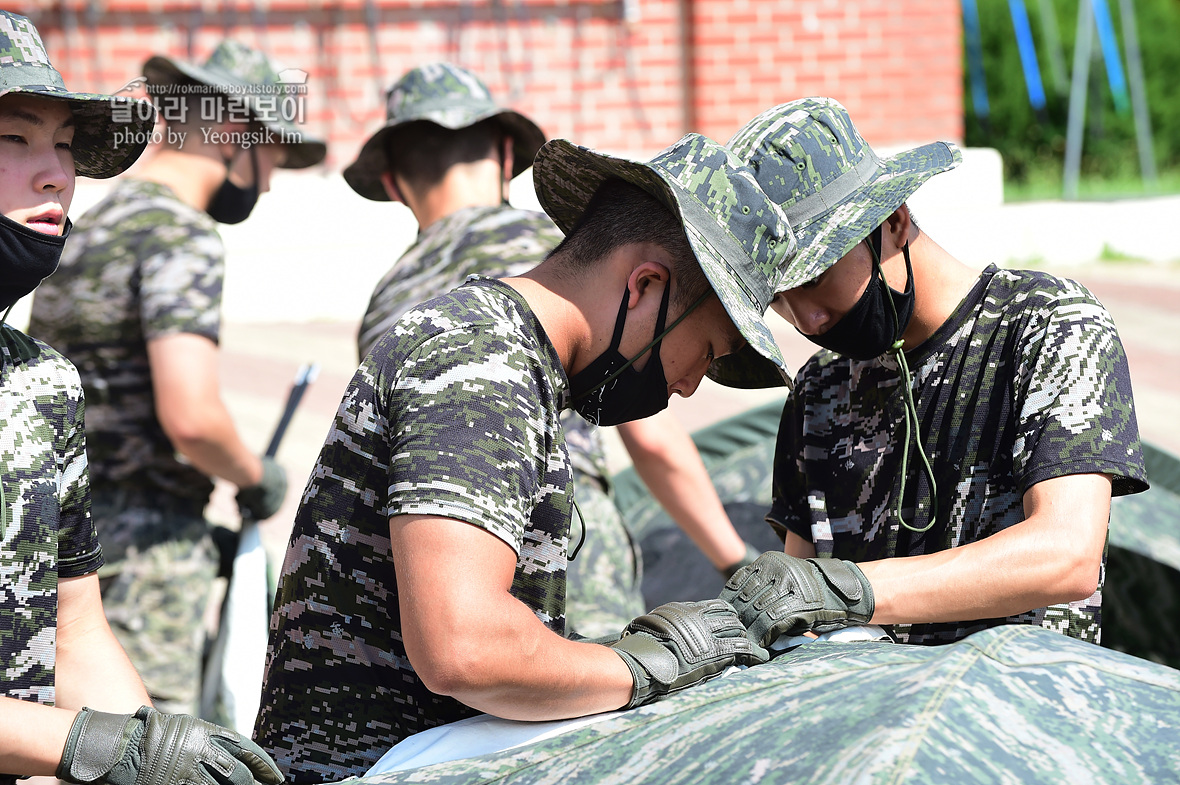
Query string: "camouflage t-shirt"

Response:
xmin=0 ymin=326 xmax=102 ymax=705
xmin=769 ymin=266 xmax=1148 ymax=645
xmin=357 ymin=204 xmax=610 ymax=486
xmin=255 ymin=278 xmax=574 ymax=784
xmin=29 ymin=179 xmax=223 ymax=510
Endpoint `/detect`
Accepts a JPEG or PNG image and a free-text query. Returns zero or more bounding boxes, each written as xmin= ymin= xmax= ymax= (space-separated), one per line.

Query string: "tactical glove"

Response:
xmin=57 ymin=706 xmax=283 ymax=785
xmin=236 ymin=455 xmax=287 ymax=521
xmin=720 ymin=541 xmax=762 ymax=581
xmin=608 ymin=599 xmax=769 ymax=709
xmin=720 ymin=552 xmax=875 ymax=646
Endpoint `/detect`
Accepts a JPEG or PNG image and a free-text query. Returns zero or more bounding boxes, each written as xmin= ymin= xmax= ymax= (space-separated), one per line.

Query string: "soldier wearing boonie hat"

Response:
xmin=715 ymin=97 xmax=1147 ymax=652
xmin=254 ymin=132 xmax=793 ymax=783
xmin=0 ymin=12 xmax=283 ymax=785
xmin=346 ymin=62 xmax=763 ymax=640
xmin=29 ymin=37 xmax=328 ymax=718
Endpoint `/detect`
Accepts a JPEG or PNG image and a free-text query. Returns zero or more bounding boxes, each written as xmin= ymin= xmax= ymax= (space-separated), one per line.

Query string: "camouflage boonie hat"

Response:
xmin=143 ymin=40 xmax=326 ymax=169
xmin=344 ymin=62 xmax=545 ymax=201
xmin=709 ymin=96 xmax=962 ymax=388
xmin=0 ymin=11 xmax=155 ymax=178
xmin=533 ymin=133 xmax=796 ymax=388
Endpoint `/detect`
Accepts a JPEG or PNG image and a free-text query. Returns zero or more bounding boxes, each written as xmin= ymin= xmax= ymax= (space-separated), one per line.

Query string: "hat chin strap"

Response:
xmin=870 ymin=228 xmax=939 ymax=534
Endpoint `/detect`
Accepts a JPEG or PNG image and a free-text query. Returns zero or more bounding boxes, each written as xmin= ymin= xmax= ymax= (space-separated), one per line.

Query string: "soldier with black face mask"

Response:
xmin=348 ymin=62 xmax=762 ymax=640
xmin=0 ymin=12 xmax=282 ymax=785
xmin=715 ymin=98 xmax=1148 ymax=651
xmin=29 ymin=39 xmax=325 ymax=717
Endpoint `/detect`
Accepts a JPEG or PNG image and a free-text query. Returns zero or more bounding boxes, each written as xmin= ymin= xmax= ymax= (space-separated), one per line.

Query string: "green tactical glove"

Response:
xmin=608 ymin=599 xmax=769 ymax=709
xmin=719 ymin=541 xmax=762 ymax=581
xmin=236 ymin=456 xmax=288 ymax=521
xmin=57 ymin=706 xmax=283 ymax=785
xmin=720 ymin=552 xmax=875 ymax=646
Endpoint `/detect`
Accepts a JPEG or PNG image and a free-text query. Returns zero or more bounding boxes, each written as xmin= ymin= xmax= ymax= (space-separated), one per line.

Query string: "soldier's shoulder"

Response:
xmin=75 ymin=179 xmax=220 ymax=238
xmin=1 ymin=327 xmax=81 ymax=394
xmin=458 ymin=205 xmax=563 ymax=244
xmin=394 ymin=280 xmax=526 ymax=340
xmin=988 ymin=266 xmax=1102 ymax=309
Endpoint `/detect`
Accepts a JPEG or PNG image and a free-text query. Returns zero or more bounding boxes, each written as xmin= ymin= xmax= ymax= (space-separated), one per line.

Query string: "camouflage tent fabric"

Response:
xmin=1103 ymin=442 xmax=1180 ymax=669
xmin=356 ymin=623 xmax=1180 ymax=784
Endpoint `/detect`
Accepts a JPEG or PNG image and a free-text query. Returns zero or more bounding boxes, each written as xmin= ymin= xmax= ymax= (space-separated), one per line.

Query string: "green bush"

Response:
xmin=964 ymin=0 xmax=1180 ymax=192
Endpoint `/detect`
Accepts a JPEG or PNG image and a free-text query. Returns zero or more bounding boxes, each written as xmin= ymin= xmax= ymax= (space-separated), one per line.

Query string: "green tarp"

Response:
xmin=362 ymin=625 xmax=1180 ymax=784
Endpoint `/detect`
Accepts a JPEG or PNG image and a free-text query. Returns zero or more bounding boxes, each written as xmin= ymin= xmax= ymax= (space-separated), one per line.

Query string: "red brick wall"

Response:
xmin=18 ymin=0 xmax=962 ymax=169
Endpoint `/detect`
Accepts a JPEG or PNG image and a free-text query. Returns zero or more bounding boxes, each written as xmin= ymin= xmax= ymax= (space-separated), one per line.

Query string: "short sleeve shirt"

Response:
xmin=1 ymin=326 xmax=101 ymax=705
xmin=29 ymin=179 xmax=224 ymax=508
xmin=770 ymin=267 xmax=1147 ymax=645
xmin=357 ymin=204 xmax=610 ymax=485
xmin=255 ymin=278 xmax=575 ymax=784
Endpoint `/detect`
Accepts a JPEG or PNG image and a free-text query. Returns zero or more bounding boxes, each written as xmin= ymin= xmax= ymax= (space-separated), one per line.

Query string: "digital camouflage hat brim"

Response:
xmin=533 ymin=134 xmax=796 ymax=389
xmin=0 ymin=11 xmax=156 ymax=178
xmin=344 ymin=62 xmax=546 ymax=201
xmin=708 ymin=97 xmax=962 ymax=388
xmin=143 ymin=40 xmax=326 ymax=169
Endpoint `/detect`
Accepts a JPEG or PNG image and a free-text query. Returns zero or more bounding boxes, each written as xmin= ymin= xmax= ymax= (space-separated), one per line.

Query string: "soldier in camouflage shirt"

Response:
xmin=29 ymin=40 xmax=326 ymax=714
xmin=0 ymin=13 xmax=282 ymax=785
xmin=255 ymin=133 xmax=797 ymax=783
xmin=347 ymin=63 xmax=758 ymax=638
xmin=714 ymin=98 xmax=1148 ymax=647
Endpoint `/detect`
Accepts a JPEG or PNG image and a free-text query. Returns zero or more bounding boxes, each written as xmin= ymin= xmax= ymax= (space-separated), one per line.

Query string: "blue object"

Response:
xmin=1091 ymin=0 xmax=1131 ymax=114
xmin=961 ymin=0 xmax=990 ymax=121
xmin=1009 ymin=0 xmax=1047 ymax=110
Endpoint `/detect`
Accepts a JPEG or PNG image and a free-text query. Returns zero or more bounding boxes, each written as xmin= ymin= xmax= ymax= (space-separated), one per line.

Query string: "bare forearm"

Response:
xmin=164 ymin=404 xmax=263 ymax=489
xmin=147 ymin=333 xmax=262 ymax=489
xmin=55 ymin=574 xmax=151 ymax=713
xmin=619 ymin=416 xmax=745 ymax=569
xmin=409 ymin=593 xmax=634 ymax=720
xmin=861 ymin=509 xmax=1105 ymax=624
xmin=394 ymin=514 xmax=636 ymax=721
xmin=447 ymin=628 xmax=634 ymax=720
xmin=0 ymin=698 xmax=77 ymax=776
xmin=55 ymin=624 xmax=150 ymax=713
xmin=860 ymin=540 xmax=1087 ymax=625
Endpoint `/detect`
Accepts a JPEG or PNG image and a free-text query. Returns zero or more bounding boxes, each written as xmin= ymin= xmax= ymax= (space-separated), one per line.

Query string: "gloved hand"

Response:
xmin=57 ymin=706 xmax=283 ymax=785
xmin=608 ymin=599 xmax=769 ymax=709
xmin=719 ymin=541 xmax=762 ymax=581
xmin=236 ymin=455 xmax=287 ymax=521
xmin=720 ymin=552 xmax=874 ymax=646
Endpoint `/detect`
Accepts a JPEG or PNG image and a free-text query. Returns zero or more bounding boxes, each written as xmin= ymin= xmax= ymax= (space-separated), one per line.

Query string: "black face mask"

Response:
xmin=0 ymin=213 xmax=70 ymax=312
xmin=568 ymin=283 xmax=674 ymax=427
xmin=805 ymin=225 xmax=915 ymax=361
xmin=206 ymin=146 xmax=260 ymax=225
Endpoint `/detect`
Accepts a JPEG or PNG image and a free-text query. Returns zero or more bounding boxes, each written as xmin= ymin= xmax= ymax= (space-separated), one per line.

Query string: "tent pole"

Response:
xmin=1063 ymin=0 xmax=1095 ymax=200
xmin=1118 ymin=0 xmax=1158 ymax=190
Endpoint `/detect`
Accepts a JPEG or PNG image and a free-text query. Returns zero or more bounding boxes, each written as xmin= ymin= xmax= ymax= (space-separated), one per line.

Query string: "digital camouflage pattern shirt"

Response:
xmin=0 ymin=326 xmax=102 ymax=705
xmin=255 ymin=278 xmax=575 ymax=784
xmin=29 ymin=179 xmax=224 ymax=520
xmin=770 ymin=266 xmax=1148 ymax=645
xmin=357 ymin=203 xmax=610 ymax=487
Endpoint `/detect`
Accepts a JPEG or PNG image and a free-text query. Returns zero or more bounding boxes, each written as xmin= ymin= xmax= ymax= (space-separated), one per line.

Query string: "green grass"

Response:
xmin=1099 ymin=244 xmax=1148 ymax=264
xmin=1004 ymin=167 xmax=1180 ymax=202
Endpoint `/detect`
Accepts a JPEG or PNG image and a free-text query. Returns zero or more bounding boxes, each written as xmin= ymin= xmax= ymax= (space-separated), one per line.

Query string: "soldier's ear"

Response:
xmin=884 ymin=205 xmax=914 ymax=252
